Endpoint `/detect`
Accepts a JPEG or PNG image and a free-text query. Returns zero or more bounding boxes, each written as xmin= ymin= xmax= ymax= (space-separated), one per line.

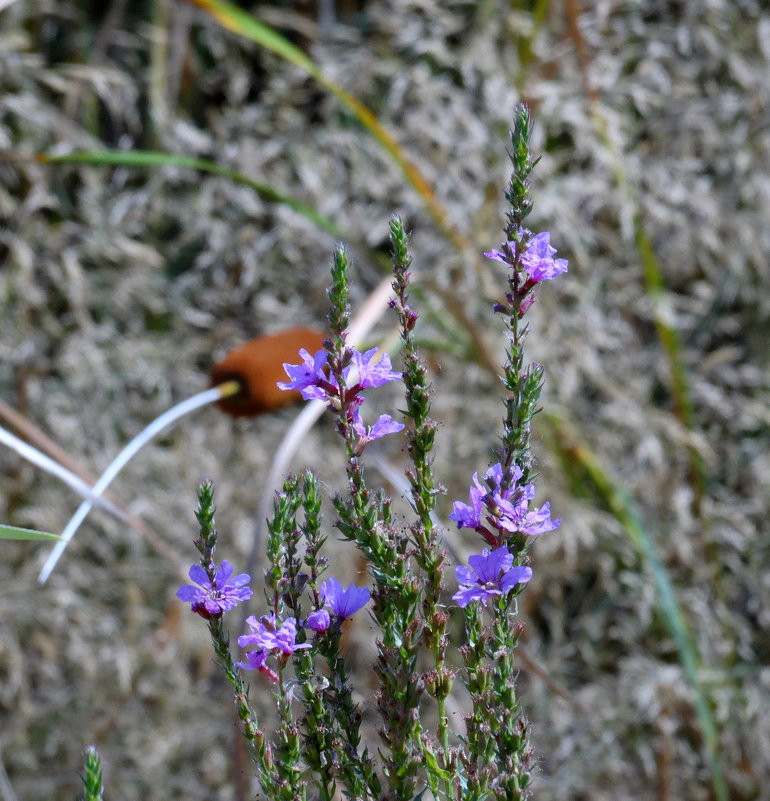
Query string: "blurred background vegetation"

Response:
xmin=0 ymin=1 xmax=768 ymax=799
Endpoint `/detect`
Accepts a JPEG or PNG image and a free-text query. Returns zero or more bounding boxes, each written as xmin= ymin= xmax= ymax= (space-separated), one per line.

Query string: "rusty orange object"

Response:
xmin=211 ymin=327 xmax=326 ymax=417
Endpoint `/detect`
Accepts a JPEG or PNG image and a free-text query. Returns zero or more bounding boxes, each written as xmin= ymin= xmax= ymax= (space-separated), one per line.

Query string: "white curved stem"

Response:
xmin=0 ymin=425 xmax=122 ymax=517
xmin=248 ymin=276 xmax=396 ymax=576
xmin=38 ymin=384 xmax=235 ymax=584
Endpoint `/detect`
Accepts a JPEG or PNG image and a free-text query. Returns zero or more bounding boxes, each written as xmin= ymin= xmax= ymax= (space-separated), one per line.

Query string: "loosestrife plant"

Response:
xmin=176 ymin=105 xmax=566 ymax=801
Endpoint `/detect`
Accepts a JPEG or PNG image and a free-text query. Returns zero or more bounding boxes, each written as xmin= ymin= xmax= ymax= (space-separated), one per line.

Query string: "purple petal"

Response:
xmin=527 ymin=232 xmax=556 ymax=258
xmin=321 ymin=578 xmax=370 ymax=619
xmin=500 ymin=565 xmax=533 ymax=592
xmin=454 ymin=565 xmax=477 ymax=585
xmin=483 ymin=249 xmax=510 ymax=265
xmin=187 ymin=564 xmax=209 ymax=587
xmin=521 ymin=502 xmax=561 ymax=536
xmin=468 ymin=546 xmax=512 ymax=583
xmin=484 ymin=463 xmax=505 ymax=488
xmin=299 ymin=385 xmax=334 ymax=402
xmin=202 ymin=597 xmax=221 ymax=616
xmin=350 ymin=409 xmax=367 ymax=438
xmin=367 ymin=414 xmax=404 ymax=441
xmin=176 ymin=585 xmax=203 ymax=602
xmin=272 ymin=618 xmax=312 ymax=653
xmin=214 ymin=560 xmax=234 ymax=587
xmin=453 ymin=585 xmax=498 ymax=608
xmin=227 ymin=572 xmax=252 ymax=588
xmin=521 ymin=232 xmax=568 ymax=283
xmin=305 ymin=609 xmax=331 ymax=632
xmin=278 ymin=349 xmax=329 ymax=392
xmin=353 ymin=349 xmax=402 ymax=389
xmin=237 ymin=648 xmax=268 ymax=671
xmin=238 ymin=633 xmax=262 ymax=648
xmin=448 ymin=500 xmax=480 ymax=529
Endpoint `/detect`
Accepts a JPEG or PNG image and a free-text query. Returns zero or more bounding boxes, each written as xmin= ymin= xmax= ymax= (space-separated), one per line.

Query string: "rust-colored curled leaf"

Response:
xmin=211 ymin=327 xmax=326 ymax=417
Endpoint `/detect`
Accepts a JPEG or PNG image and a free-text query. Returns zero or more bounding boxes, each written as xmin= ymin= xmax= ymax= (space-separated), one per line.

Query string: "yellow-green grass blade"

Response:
xmin=1 ymin=523 xmax=61 ymax=541
xmin=185 ymin=0 xmax=469 ymax=253
xmin=633 ymin=212 xmax=707 ymax=506
xmin=35 ymin=150 xmax=344 ymax=239
xmin=544 ymin=411 xmax=727 ymax=801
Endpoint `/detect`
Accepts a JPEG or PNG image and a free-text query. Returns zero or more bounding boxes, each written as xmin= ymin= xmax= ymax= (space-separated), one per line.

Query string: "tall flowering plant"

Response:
xmin=176 ymin=104 xmax=566 ymax=801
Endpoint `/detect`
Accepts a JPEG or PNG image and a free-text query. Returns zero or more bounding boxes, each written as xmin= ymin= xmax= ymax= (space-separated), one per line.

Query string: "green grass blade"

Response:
xmin=544 ymin=411 xmax=727 ymax=801
xmin=588 ymin=106 xmax=706 ymax=508
xmin=633 ymin=213 xmax=707 ymax=504
xmin=36 ymin=150 xmax=344 ymax=239
xmin=186 ymin=0 xmax=469 ymax=252
xmin=0 ymin=523 xmax=61 ymax=541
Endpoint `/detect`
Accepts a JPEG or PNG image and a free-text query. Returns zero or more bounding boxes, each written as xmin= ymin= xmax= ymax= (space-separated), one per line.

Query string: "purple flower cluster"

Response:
xmin=278 ymin=346 xmax=404 ymax=446
xmin=450 ymin=462 xmax=560 ymax=548
xmin=447 ymin=233 xmax=566 ymax=606
xmin=236 ymin=579 xmax=370 ymax=679
xmin=450 ymin=463 xmax=560 ymax=608
xmin=278 ymin=347 xmax=401 ymax=405
xmin=485 ymin=231 xmax=568 ymax=314
xmin=237 ymin=615 xmax=310 ymax=681
xmin=453 ymin=546 xmax=532 ymax=608
xmin=176 ymin=560 xmax=252 ymax=619
xmin=177 ymin=563 xmax=370 ymax=681
xmin=485 ymin=231 xmax=568 ymax=283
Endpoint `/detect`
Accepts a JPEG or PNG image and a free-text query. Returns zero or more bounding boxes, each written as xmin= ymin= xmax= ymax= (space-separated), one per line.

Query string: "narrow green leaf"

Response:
xmin=186 ymin=0 xmax=469 ymax=252
xmin=36 ymin=150 xmax=344 ymax=238
xmin=633 ymin=213 xmax=707 ymax=504
xmin=588 ymin=104 xmax=706 ymax=507
xmin=0 ymin=523 xmax=61 ymax=541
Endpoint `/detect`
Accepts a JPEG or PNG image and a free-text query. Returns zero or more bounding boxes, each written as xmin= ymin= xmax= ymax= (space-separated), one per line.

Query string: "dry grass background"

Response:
xmin=1 ymin=1 xmax=769 ymax=799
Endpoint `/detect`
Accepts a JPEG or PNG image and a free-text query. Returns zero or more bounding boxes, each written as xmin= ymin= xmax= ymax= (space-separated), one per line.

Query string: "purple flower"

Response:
xmin=320 ymin=578 xmax=370 ymax=620
xmin=277 ymin=348 xmax=338 ymax=402
xmin=484 ymin=244 xmax=514 ymax=266
xmin=485 ymin=231 xmax=568 ymax=284
xmin=449 ymin=462 xmax=560 ymax=547
xmin=237 ymin=647 xmax=277 ymax=681
xmin=521 ymin=232 xmax=569 ymax=282
xmin=238 ymin=615 xmax=310 ymax=656
xmin=237 ymin=615 xmax=309 ymax=681
xmin=305 ymin=608 xmax=331 ymax=633
xmin=176 ymin=560 xmax=252 ymax=619
xmin=351 ymin=410 xmax=404 ymax=446
xmin=351 ymin=348 xmax=402 ymax=389
xmin=453 ymin=546 xmax=532 ymax=608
